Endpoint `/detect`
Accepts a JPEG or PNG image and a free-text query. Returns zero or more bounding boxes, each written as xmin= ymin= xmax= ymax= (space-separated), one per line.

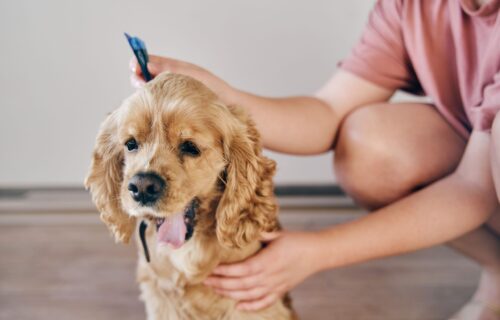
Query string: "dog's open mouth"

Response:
xmin=148 ymin=199 xmax=198 ymax=249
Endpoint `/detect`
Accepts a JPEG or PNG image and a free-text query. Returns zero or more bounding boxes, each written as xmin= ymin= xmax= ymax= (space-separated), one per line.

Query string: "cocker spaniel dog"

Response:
xmin=85 ymin=72 xmax=295 ymax=319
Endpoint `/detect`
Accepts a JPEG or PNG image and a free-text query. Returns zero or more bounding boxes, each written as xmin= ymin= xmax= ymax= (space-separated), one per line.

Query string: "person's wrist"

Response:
xmin=303 ymin=230 xmax=330 ymax=274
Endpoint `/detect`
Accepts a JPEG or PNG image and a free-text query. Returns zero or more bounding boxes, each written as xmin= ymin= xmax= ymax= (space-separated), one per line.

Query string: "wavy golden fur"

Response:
xmin=85 ymin=73 xmax=295 ymax=319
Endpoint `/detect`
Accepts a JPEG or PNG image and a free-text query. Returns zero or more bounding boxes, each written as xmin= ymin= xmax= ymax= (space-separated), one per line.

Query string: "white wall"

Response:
xmin=0 ymin=0 xmax=375 ymax=187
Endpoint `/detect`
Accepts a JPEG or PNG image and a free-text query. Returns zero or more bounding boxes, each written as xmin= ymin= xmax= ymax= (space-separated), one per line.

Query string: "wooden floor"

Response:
xmin=0 ymin=209 xmax=479 ymax=320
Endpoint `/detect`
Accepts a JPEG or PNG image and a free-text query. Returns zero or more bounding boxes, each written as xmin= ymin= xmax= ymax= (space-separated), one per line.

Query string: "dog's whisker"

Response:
xmin=217 ymin=174 xmax=227 ymax=186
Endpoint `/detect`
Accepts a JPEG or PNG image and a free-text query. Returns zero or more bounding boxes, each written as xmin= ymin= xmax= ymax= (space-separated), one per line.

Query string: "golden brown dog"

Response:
xmin=85 ymin=72 xmax=295 ymax=319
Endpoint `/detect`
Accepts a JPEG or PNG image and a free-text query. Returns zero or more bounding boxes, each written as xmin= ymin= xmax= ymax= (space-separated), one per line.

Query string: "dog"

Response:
xmin=85 ymin=72 xmax=295 ymax=319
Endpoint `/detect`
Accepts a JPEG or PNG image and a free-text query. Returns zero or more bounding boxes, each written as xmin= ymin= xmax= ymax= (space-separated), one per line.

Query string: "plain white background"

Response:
xmin=0 ymin=0 xmax=377 ymax=187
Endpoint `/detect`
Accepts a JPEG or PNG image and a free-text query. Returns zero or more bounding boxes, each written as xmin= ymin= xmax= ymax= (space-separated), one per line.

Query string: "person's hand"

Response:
xmin=203 ymin=230 xmax=323 ymax=311
xmin=129 ymin=55 xmax=236 ymax=104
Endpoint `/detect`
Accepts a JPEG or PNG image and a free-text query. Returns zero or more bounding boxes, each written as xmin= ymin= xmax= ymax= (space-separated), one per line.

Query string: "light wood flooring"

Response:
xmin=0 ymin=209 xmax=479 ymax=320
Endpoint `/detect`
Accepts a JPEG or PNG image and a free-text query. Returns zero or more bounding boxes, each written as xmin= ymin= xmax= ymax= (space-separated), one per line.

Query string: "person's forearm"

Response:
xmin=313 ymin=131 xmax=498 ymax=271
xmin=314 ymin=172 xmax=498 ymax=271
xmin=229 ymin=89 xmax=338 ymax=154
xmin=224 ymin=70 xmax=394 ymax=155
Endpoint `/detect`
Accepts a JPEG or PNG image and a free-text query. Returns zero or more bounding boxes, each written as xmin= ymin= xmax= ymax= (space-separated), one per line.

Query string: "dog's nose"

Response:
xmin=128 ymin=172 xmax=166 ymax=205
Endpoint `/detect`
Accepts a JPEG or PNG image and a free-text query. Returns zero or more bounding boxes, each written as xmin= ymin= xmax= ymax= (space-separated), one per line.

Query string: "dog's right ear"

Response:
xmin=84 ymin=110 xmax=136 ymax=243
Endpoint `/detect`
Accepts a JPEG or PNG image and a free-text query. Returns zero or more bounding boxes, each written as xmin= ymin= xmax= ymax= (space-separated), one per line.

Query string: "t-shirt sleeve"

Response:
xmin=339 ymin=0 xmax=421 ymax=94
xmin=469 ymin=72 xmax=500 ymax=132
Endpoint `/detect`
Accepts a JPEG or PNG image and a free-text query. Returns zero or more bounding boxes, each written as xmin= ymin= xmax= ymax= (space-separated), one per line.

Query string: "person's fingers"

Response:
xmin=237 ymin=293 xmax=279 ymax=311
xmin=130 ymin=55 xmax=164 ymax=77
xmin=212 ymin=258 xmax=263 ymax=277
xmin=204 ymin=273 xmax=263 ymax=290
xmin=214 ymin=286 xmax=268 ymax=301
xmin=129 ymin=57 xmax=139 ymax=74
xmin=130 ymin=74 xmax=145 ymax=88
xmin=260 ymin=231 xmax=281 ymax=242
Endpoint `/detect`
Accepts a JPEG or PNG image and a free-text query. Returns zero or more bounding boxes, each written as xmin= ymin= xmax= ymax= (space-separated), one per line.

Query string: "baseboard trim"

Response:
xmin=0 ymin=184 xmax=355 ymax=213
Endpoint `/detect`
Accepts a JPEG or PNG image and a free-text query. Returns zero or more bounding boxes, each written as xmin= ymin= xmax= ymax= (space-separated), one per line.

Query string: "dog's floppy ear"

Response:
xmin=216 ymin=105 xmax=278 ymax=249
xmin=84 ymin=109 xmax=136 ymax=243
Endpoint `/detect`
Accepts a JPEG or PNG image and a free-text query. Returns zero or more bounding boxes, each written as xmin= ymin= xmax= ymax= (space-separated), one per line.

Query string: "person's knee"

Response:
xmin=334 ymin=104 xmax=426 ymax=210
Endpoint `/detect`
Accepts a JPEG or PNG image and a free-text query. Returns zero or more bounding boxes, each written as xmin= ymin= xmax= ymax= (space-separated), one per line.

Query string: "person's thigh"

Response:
xmin=334 ymin=102 xmax=467 ymax=210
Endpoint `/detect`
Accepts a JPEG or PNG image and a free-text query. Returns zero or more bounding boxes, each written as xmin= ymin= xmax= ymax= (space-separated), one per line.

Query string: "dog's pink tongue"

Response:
xmin=157 ymin=212 xmax=186 ymax=249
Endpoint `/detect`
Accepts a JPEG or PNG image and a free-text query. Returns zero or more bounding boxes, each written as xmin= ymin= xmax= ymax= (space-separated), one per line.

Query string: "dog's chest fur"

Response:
xmin=134 ymin=223 xmax=293 ymax=320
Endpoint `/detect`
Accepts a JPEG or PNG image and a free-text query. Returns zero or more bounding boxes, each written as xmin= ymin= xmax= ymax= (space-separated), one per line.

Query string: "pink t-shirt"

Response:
xmin=340 ymin=0 xmax=500 ymax=138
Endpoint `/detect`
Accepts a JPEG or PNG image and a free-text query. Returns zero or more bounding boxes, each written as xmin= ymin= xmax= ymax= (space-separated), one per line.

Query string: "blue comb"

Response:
xmin=125 ymin=33 xmax=153 ymax=82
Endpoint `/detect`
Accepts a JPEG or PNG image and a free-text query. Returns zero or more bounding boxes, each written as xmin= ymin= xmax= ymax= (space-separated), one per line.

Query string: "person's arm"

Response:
xmin=130 ymin=56 xmax=394 ymax=154
xmin=204 ymin=131 xmax=499 ymax=310
xmin=315 ymin=130 xmax=497 ymax=269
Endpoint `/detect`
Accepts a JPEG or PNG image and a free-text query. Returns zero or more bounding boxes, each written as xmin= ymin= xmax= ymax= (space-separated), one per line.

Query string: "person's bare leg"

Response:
xmin=449 ymin=223 xmax=500 ymax=320
xmin=334 ymin=103 xmax=466 ymax=209
xmin=334 ymin=103 xmax=500 ymax=319
xmin=446 ymin=113 xmax=500 ymax=320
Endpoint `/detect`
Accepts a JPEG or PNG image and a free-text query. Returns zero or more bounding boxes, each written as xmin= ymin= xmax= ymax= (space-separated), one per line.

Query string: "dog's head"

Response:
xmin=85 ymin=73 xmax=277 ymax=250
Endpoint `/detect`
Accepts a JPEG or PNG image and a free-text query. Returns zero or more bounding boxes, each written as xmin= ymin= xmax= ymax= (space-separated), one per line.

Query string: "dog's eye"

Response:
xmin=179 ymin=141 xmax=200 ymax=157
xmin=125 ymin=138 xmax=139 ymax=151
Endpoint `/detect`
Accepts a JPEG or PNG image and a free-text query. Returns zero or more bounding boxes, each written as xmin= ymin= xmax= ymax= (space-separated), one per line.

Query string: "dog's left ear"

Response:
xmin=84 ymin=109 xmax=136 ymax=243
xmin=216 ymin=105 xmax=278 ymax=249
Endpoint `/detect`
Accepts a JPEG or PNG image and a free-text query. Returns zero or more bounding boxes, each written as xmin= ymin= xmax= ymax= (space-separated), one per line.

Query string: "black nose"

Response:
xmin=128 ymin=172 xmax=166 ymax=206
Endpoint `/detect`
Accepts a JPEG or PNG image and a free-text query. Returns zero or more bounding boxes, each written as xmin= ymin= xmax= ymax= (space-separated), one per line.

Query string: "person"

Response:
xmin=129 ymin=0 xmax=500 ymax=318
